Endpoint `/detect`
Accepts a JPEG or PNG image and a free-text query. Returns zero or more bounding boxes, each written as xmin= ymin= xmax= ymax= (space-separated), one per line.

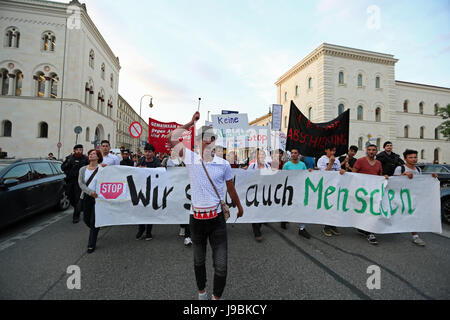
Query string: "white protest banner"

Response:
xmin=212 ymin=114 xmax=249 ymax=130
xmin=95 ymin=166 xmax=442 ymax=234
xmin=272 ymin=104 xmax=282 ymax=131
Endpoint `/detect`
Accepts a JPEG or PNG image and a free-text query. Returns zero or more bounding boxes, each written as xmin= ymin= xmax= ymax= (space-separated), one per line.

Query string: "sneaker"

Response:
xmin=323 ymin=226 xmax=333 ymax=237
xmin=412 ymin=237 xmax=425 ymax=246
xmin=179 ymin=227 xmax=185 ymax=237
xmin=145 ymin=234 xmax=153 ymax=241
xmin=135 ymin=230 xmax=144 ymax=240
xmin=198 ymin=291 xmax=208 ymax=300
xmin=255 ymin=236 xmax=263 ymax=242
xmin=280 ymin=222 xmax=288 ymax=230
xmin=367 ymin=234 xmax=378 ymax=245
xmin=329 ymin=226 xmax=341 ymax=236
xmin=211 ymin=295 xmax=221 ymax=300
xmin=87 ymin=247 xmax=95 ymax=254
xmin=72 ymin=218 xmax=80 ymax=224
xmin=298 ymin=228 xmax=311 ymax=239
xmin=184 ymin=237 xmax=192 ymax=246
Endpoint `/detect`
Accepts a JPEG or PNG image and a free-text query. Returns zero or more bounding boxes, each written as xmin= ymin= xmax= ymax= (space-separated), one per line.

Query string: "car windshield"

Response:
xmin=423 ymin=165 xmax=447 ymax=173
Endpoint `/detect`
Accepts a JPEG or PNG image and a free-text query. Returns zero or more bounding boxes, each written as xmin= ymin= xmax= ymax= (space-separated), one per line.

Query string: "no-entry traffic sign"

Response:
xmin=129 ymin=122 xmax=143 ymax=139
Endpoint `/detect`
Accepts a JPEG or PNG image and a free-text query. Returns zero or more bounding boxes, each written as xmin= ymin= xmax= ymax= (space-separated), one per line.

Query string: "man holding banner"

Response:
xmin=166 ymin=112 xmax=244 ymax=301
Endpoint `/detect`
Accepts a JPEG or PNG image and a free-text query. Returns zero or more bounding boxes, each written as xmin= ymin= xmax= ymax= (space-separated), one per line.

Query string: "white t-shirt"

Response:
xmin=248 ymin=162 xmax=271 ymax=170
xmin=102 ymin=153 xmax=120 ymax=166
xmin=184 ymin=148 xmax=233 ymax=214
xmin=393 ymin=165 xmax=421 ymax=176
xmin=84 ymin=166 xmax=103 ymax=190
xmin=317 ymin=155 xmax=341 ymax=171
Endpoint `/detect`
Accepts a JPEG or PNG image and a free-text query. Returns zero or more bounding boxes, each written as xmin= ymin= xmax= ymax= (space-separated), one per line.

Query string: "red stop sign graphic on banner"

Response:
xmin=100 ymin=183 xmax=124 ymax=200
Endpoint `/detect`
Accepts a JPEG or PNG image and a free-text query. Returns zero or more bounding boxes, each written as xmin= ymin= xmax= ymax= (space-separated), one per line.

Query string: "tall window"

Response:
xmin=284 ymin=116 xmax=287 ymax=129
xmin=403 ymin=100 xmax=408 ymax=113
xmin=338 ymin=104 xmax=344 ymax=116
xmin=338 ymin=72 xmax=344 ymax=85
xmin=110 ymin=74 xmax=114 ymax=88
xmin=404 ymin=125 xmax=409 ymax=138
xmin=42 ymin=31 xmax=56 ymax=51
xmin=435 ymin=128 xmax=439 ymax=140
xmin=295 ymin=85 xmax=299 ymax=96
xmin=357 ymin=105 xmax=363 ymax=120
xmin=308 ymin=77 xmax=312 ymax=89
xmin=284 ymin=92 xmax=287 ymax=102
xmin=420 ymin=126 xmax=425 ymax=139
xmin=38 ymin=122 xmax=48 ymax=138
xmin=1 ymin=120 xmax=12 ymax=137
xmin=421 ymin=150 xmax=425 ymax=160
xmin=5 ymin=27 xmax=20 ymax=48
xmin=434 ymin=104 xmax=439 ymax=116
xmin=308 ymin=107 xmax=312 ymax=119
xmin=357 ymin=74 xmax=363 ymax=87
xmin=419 ymin=102 xmax=424 ymax=114
xmin=1 ymin=69 xmax=9 ymax=95
xmin=434 ymin=149 xmax=439 ymax=163
xmin=375 ymin=76 xmax=380 ymax=89
xmin=35 ymin=72 xmax=45 ymax=97
xmin=358 ymin=137 xmax=363 ymax=150
xmin=15 ymin=71 xmax=23 ymax=96
xmin=89 ymin=50 xmax=95 ymax=69
xmin=86 ymin=127 xmax=90 ymax=142
xmin=84 ymin=83 xmax=89 ymax=104
xmin=50 ymin=73 xmax=58 ymax=98
xmin=375 ymin=107 xmax=381 ymax=122
xmin=376 ymin=138 xmax=381 ymax=150
xmin=101 ymin=63 xmax=105 ymax=80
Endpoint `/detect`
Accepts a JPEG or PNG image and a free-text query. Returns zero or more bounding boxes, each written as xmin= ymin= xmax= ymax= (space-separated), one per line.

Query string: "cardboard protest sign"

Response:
xmin=149 ymin=118 xmax=194 ymax=154
xmin=286 ymin=101 xmax=350 ymax=157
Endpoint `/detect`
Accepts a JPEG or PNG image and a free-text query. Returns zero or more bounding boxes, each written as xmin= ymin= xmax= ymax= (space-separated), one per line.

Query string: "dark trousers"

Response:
xmin=190 ymin=213 xmax=227 ymax=298
xmin=83 ymin=196 xmax=100 ymax=249
xmin=181 ymin=224 xmax=191 ymax=238
xmin=252 ymin=223 xmax=262 ymax=237
xmin=138 ymin=224 xmax=153 ymax=236
xmin=67 ymin=181 xmax=82 ymax=220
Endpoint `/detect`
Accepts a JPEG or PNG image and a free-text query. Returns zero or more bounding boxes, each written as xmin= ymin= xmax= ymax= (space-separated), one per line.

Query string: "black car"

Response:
xmin=0 ymin=159 xmax=70 ymax=228
xmin=420 ymin=164 xmax=450 ymax=187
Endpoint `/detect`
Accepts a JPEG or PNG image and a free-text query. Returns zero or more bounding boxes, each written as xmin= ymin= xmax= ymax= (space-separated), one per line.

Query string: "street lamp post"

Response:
xmin=140 ymin=94 xmax=154 ymax=120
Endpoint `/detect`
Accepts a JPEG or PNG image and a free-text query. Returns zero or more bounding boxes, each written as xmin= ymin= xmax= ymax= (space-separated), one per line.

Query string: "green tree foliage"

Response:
xmin=438 ymin=104 xmax=450 ymax=140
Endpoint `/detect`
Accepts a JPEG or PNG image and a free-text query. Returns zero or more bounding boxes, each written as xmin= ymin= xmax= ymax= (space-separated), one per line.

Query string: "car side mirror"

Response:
xmin=1 ymin=179 xmax=20 ymax=189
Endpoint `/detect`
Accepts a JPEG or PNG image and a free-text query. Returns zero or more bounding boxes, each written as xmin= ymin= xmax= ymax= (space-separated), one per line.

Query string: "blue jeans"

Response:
xmin=190 ymin=213 xmax=228 ymax=298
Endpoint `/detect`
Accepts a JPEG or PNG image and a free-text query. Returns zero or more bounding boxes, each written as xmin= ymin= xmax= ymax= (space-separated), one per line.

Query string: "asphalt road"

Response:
xmin=0 ymin=207 xmax=449 ymax=300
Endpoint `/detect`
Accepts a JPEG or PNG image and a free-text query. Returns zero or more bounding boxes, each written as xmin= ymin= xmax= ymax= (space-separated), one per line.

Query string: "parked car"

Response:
xmin=441 ymin=187 xmax=450 ymax=225
xmin=0 ymin=159 xmax=70 ymax=229
xmin=417 ymin=164 xmax=450 ymax=187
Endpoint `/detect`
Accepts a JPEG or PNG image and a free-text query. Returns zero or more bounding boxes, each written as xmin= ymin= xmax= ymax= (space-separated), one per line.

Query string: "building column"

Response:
xmin=44 ymin=77 xmax=51 ymax=98
xmin=7 ymin=74 xmax=15 ymax=96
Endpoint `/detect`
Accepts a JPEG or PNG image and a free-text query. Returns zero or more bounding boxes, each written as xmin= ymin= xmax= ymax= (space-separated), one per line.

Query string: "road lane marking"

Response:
xmin=0 ymin=210 xmax=71 ymax=253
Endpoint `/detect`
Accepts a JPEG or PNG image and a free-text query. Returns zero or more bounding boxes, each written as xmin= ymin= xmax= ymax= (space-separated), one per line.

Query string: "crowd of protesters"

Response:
xmin=58 ymin=112 xmax=440 ymax=301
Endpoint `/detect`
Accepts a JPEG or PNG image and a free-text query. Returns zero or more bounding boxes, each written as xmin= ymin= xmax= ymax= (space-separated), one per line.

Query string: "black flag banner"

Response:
xmin=286 ymin=101 xmax=350 ymax=158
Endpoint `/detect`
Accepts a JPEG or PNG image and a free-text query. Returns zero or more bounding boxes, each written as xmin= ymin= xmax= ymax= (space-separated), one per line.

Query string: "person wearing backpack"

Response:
xmin=393 ymin=149 xmax=437 ymax=246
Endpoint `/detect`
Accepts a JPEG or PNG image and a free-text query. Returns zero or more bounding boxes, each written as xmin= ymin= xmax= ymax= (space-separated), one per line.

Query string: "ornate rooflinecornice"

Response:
xmin=275 ymin=43 xmax=399 ymax=86
xmin=0 ymin=16 xmax=66 ymax=28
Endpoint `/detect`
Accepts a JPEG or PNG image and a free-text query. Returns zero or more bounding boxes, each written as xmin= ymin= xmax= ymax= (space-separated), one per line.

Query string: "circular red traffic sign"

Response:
xmin=129 ymin=122 xmax=143 ymax=139
xmin=57 ymin=142 xmax=62 ymax=149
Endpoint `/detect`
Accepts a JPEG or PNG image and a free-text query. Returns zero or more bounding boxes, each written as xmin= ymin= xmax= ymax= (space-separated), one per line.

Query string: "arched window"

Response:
xmin=435 ymin=128 xmax=439 ymax=140
xmin=358 ymin=137 xmax=363 ymax=150
xmin=420 ymin=126 xmax=425 ymax=139
xmin=338 ymin=104 xmax=344 ymax=116
xmin=404 ymin=125 xmax=409 ymax=138
xmin=101 ymin=63 xmax=105 ymax=80
xmin=38 ymin=122 xmax=48 ymax=138
xmin=357 ymin=74 xmax=363 ymax=87
xmin=376 ymin=138 xmax=381 ymax=150
xmin=357 ymin=105 xmax=363 ymax=120
xmin=1 ymin=69 xmax=9 ymax=95
xmin=419 ymin=102 xmax=424 ymax=114
xmin=84 ymin=83 xmax=89 ymax=104
xmin=375 ymin=76 xmax=380 ymax=89
xmin=97 ymin=92 xmax=102 ymax=112
xmin=5 ymin=27 xmax=20 ymax=48
xmin=110 ymin=74 xmax=114 ymax=88
xmin=403 ymin=100 xmax=408 ymax=113
xmin=308 ymin=107 xmax=312 ymax=119
xmin=421 ymin=150 xmax=425 ymax=160
xmin=434 ymin=104 xmax=439 ymax=116
xmin=1 ymin=120 xmax=12 ymax=137
xmin=338 ymin=71 xmax=344 ymax=85
xmin=89 ymin=50 xmax=95 ymax=69
xmin=35 ymin=72 xmax=45 ymax=97
xmin=295 ymin=85 xmax=299 ymax=96
xmin=375 ymin=107 xmax=381 ymax=122
xmin=86 ymin=127 xmax=90 ymax=142
xmin=50 ymin=73 xmax=58 ymax=98
xmin=15 ymin=71 xmax=23 ymax=96
xmin=308 ymin=77 xmax=312 ymax=89
xmin=434 ymin=149 xmax=440 ymax=163
xmin=284 ymin=92 xmax=287 ymax=102
xmin=42 ymin=31 xmax=56 ymax=51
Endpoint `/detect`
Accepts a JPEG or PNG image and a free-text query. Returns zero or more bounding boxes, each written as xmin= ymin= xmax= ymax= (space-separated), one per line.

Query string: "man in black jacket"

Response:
xmin=120 ymin=150 xmax=135 ymax=167
xmin=376 ymin=141 xmax=404 ymax=176
xmin=61 ymin=144 xmax=89 ymax=223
